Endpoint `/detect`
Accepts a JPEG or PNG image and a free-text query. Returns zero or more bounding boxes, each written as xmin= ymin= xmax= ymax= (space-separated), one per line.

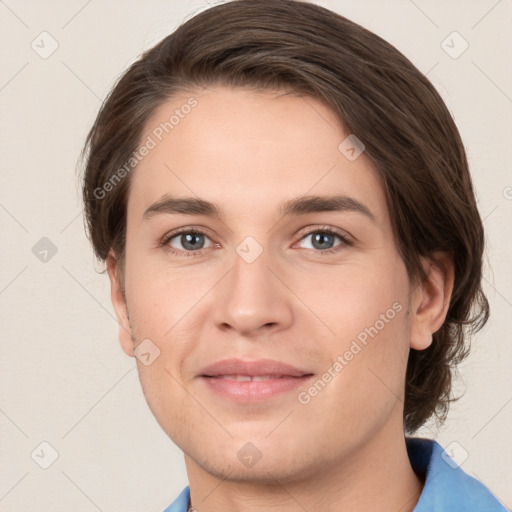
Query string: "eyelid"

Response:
xmin=295 ymin=224 xmax=354 ymax=245
xmin=160 ymin=225 xmax=214 ymax=243
xmin=160 ymin=226 xmax=216 ymax=248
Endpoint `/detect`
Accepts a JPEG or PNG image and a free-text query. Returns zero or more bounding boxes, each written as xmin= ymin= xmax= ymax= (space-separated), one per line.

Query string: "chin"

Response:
xmin=185 ymin=436 xmax=320 ymax=484
xmin=195 ymin=452 xmax=307 ymax=484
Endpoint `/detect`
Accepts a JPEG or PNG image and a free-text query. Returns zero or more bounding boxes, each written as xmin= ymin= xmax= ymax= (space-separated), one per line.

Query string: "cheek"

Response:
xmin=124 ymin=258 xmax=185 ymax=338
xmin=123 ymin=260 xmax=209 ymax=431
xmin=136 ymin=362 xmax=190 ymax=441
xmin=298 ymin=312 xmax=410 ymax=446
xmin=305 ymin=255 xmax=408 ymax=347
xmin=302 ymin=257 xmax=410 ymax=410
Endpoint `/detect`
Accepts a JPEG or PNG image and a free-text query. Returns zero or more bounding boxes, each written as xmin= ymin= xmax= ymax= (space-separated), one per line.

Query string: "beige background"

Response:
xmin=1 ymin=0 xmax=511 ymax=510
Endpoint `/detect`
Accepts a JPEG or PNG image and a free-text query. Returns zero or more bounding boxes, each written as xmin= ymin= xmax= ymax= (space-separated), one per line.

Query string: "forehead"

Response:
xmin=127 ymin=86 xmax=388 ymax=227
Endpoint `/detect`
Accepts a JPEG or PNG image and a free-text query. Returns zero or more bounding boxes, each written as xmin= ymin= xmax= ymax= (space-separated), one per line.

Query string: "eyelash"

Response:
xmin=159 ymin=225 xmax=353 ymax=259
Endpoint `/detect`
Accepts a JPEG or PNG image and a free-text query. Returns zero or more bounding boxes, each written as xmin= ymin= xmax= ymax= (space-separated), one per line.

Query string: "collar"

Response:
xmin=407 ymin=437 xmax=506 ymax=511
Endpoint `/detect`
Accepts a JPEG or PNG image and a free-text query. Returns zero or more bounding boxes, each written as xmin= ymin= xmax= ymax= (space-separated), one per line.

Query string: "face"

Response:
xmin=108 ymin=86 xmax=444 ymax=484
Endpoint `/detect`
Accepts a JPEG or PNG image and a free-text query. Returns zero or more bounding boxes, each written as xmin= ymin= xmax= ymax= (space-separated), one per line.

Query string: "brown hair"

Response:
xmin=81 ymin=0 xmax=489 ymax=433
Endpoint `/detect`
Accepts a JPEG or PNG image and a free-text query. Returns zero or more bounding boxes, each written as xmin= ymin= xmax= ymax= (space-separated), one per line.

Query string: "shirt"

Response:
xmin=162 ymin=437 xmax=508 ymax=511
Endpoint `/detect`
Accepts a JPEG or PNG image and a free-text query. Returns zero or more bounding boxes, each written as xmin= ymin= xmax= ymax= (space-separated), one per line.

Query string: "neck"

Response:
xmin=184 ymin=420 xmax=424 ymax=512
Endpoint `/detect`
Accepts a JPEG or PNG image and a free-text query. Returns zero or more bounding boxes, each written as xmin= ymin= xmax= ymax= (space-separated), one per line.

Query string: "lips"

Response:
xmin=199 ymin=358 xmax=314 ymax=403
xmin=213 ymin=375 xmax=286 ymax=381
xmin=199 ymin=358 xmax=311 ymax=379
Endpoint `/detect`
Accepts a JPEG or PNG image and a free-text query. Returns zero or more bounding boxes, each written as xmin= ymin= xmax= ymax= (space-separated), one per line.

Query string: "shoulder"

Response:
xmin=162 ymin=486 xmax=190 ymax=512
xmin=407 ymin=437 xmax=508 ymax=512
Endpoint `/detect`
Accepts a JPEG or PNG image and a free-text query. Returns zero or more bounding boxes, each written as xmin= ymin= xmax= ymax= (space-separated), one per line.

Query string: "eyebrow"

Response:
xmin=143 ymin=194 xmax=377 ymax=224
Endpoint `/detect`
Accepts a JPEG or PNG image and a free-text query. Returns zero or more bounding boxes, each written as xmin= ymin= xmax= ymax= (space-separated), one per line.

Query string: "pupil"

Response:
xmin=182 ymin=233 xmax=203 ymax=250
xmin=314 ymin=233 xmax=333 ymax=250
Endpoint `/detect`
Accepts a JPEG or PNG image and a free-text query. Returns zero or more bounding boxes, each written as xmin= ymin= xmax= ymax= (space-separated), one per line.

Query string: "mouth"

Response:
xmin=206 ymin=374 xmax=296 ymax=381
xmin=199 ymin=359 xmax=314 ymax=402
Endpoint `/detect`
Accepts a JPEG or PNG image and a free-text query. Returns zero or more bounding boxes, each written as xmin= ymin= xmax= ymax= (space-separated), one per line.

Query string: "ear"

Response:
xmin=106 ymin=251 xmax=134 ymax=357
xmin=409 ymin=251 xmax=455 ymax=351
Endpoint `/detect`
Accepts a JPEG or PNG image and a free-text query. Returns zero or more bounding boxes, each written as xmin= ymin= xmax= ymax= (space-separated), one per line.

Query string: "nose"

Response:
xmin=211 ymin=246 xmax=294 ymax=337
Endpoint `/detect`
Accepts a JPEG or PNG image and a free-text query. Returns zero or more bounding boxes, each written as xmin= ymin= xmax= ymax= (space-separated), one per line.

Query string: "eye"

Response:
xmin=159 ymin=225 xmax=352 ymax=258
xmin=161 ymin=228 xmax=215 ymax=257
xmin=297 ymin=227 xmax=352 ymax=253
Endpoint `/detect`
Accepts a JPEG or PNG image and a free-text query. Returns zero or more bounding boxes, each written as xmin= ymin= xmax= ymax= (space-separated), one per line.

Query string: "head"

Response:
xmin=82 ymin=0 xmax=488 ymax=482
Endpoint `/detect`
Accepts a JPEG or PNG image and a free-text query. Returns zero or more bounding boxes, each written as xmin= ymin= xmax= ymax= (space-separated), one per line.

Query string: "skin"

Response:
xmin=107 ymin=86 xmax=454 ymax=512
